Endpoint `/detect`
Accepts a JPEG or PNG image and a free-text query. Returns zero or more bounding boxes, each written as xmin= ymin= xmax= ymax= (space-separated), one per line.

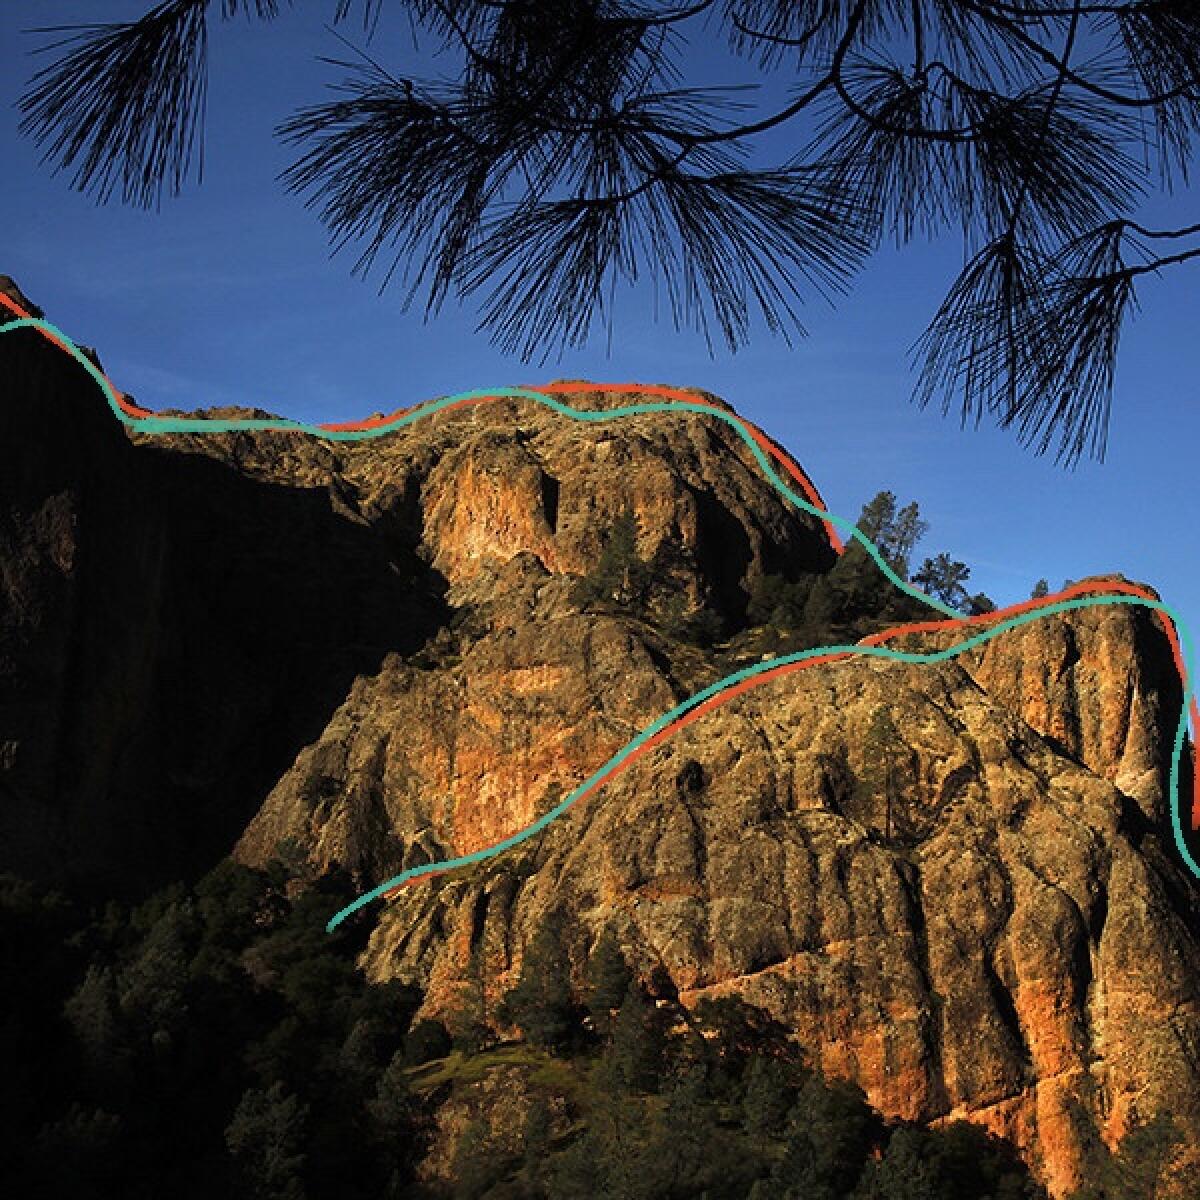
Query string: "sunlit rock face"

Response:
xmin=335 ymin=585 xmax=1196 ymax=1200
xmin=3 ymin=285 xmax=1196 ymax=1196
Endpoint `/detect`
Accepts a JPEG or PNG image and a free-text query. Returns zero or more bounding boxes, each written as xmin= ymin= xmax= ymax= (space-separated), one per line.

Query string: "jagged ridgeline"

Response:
xmin=1 ymin=291 xmax=1198 ymax=1198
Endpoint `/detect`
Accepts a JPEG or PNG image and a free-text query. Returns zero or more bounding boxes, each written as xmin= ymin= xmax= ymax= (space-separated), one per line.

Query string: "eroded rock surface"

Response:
xmin=3 ymin=281 xmax=1198 ymax=1195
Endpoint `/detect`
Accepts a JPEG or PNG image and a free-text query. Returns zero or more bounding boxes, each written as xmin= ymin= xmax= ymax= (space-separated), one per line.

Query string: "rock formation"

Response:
xmin=0 ymin=310 xmax=444 ymax=891
xmin=0 ymin=275 xmax=43 ymax=320
xmin=2 ymin=278 xmax=1198 ymax=1195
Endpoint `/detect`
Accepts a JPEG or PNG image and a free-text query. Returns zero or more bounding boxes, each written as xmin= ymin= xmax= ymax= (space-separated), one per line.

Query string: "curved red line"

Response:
xmin=1 ymin=291 xmax=1192 ymax=864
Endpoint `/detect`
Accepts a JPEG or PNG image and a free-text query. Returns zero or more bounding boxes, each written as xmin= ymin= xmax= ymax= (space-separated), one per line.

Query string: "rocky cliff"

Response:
xmin=259 ymin=564 xmax=1199 ymax=1198
xmin=2 ymin=282 xmax=1198 ymax=1196
xmin=0 ymin=297 xmax=445 ymax=890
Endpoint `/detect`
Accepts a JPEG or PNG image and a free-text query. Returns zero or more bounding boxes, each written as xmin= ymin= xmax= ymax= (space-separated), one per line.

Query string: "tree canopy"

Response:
xmin=17 ymin=1 xmax=1200 ymax=462
xmin=856 ymin=490 xmax=929 ymax=579
xmin=912 ymin=550 xmax=973 ymax=608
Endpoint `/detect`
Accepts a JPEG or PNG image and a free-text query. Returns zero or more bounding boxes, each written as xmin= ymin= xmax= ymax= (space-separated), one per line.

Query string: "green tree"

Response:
xmin=193 ymin=859 xmax=271 ymax=960
xmin=853 ymin=1127 xmax=944 ymax=1200
xmin=742 ymin=1055 xmax=791 ymax=1146
xmin=856 ymin=491 xmax=899 ymax=546
xmin=451 ymin=1116 xmax=505 ymax=1200
xmin=817 ymin=540 xmax=894 ymax=632
xmin=403 ymin=1018 xmax=452 ymax=1066
xmin=606 ymin=988 xmax=660 ymax=1093
xmin=913 ymin=554 xmax=972 ymax=610
xmin=890 ymin=502 xmax=929 ymax=582
xmin=368 ymin=1049 xmax=413 ymax=1134
xmin=1031 ymin=579 xmax=1050 ymax=600
xmin=586 ymin=926 xmax=634 ymax=1028
xmin=64 ymin=964 xmax=130 ymax=1092
xmin=576 ymin=507 xmax=653 ymax=610
xmin=680 ymin=602 xmax=725 ymax=647
xmin=747 ymin=573 xmax=809 ymax=629
xmin=856 ymin=492 xmax=929 ymax=579
xmin=1066 ymin=1112 xmax=1185 ymax=1200
xmin=800 ymin=573 xmax=840 ymax=639
xmin=344 ymin=978 xmax=419 ymax=1069
xmin=692 ymin=996 xmax=793 ymax=1078
xmin=27 ymin=1104 xmax=123 ymax=1198
xmin=1108 ymin=1114 xmax=1184 ymax=1198
xmin=225 ymin=1082 xmax=309 ymax=1200
xmin=367 ymin=1050 xmax=424 ymax=1188
xmin=551 ymin=1056 xmax=650 ymax=1200
xmin=448 ymin=944 xmax=494 ymax=1054
xmin=855 ymin=1122 xmax=1047 ymax=1200
xmin=521 ymin=1097 xmax=553 ymax=1187
xmin=499 ymin=911 xmax=576 ymax=1051
xmin=968 ymin=592 xmax=998 ymax=615
xmin=773 ymin=1075 xmax=882 ymax=1200
xmin=858 ymin=706 xmax=903 ymax=840
xmin=644 ymin=1066 xmax=713 ymax=1195
xmin=116 ymin=900 xmax=197 ymax=1037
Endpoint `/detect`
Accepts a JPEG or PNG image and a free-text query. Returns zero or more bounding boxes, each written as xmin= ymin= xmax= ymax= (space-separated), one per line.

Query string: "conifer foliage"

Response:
xmin=21 ymin=0 xmax=1200 ymax=459
xmin=4 ymin=860 xmax=1168 ymax=1196
xmin=498 ymin=909 xmax=578 ymax=1051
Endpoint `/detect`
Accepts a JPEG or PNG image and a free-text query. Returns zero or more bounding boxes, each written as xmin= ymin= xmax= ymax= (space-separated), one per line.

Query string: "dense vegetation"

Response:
xmin=575 ymin=490 xmax=999 ymax=657
xmin=0 ymin=863 xmax=425 ymax=1199
xmin=1 ymin=860 xmax=1184 ymax=1199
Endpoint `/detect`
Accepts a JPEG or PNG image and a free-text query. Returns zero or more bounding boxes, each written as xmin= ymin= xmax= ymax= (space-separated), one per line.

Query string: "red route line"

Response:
xmin=1 ymin=292 xmax=155 ymax=419
xmin=1 ymin=292 xmax=1195 ymax=885
xmin=385 ymin=581 xmax=1200 ymax=898
xmin=1 ymin=291 xmax=843 ymax=550
xmin=536 ymin=381 xmax=846 ymax=554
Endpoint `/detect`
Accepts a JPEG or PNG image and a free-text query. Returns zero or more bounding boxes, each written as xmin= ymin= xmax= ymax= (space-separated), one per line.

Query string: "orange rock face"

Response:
xmin=221 ymin=391 xmax=1197 ymax=1199
xmin=3 ymin=302 xmax=1197 ymax=1198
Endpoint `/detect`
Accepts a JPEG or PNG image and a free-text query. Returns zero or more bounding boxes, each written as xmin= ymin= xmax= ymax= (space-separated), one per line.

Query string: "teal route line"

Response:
xmin=1 ymin=315 xmax=1195 ymax=931
xmin=328 ymin=595 xmax=1196 ymax=931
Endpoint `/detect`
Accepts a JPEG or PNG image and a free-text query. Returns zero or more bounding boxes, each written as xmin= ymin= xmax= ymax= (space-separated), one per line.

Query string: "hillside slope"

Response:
xmin=1 ymin=284 xmax=1197 ymax=1196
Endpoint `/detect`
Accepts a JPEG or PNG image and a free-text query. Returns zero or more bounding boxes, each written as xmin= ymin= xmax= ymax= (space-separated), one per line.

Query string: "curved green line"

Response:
xmin=326 ymin=595 xmax=1196 ymax=930
xmin=1 ymin=314 xmax=962 ymax=619
xmin=2 ymin=315 xmax=1194 ymax=932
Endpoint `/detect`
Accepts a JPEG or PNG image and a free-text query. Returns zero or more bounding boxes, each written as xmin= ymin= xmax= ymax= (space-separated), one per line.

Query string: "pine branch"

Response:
xmin=18 ymin=0 xmax=286 ymax=208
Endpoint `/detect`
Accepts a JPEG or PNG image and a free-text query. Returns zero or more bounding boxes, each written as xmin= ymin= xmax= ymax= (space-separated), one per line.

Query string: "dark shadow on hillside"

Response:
xmin=123 ymin=447 xmax=450 ymax=894
xmin=0 ymin=327 xmax=448 ymax=898
xmin=693 ymin=485 xmax=754 ymax=624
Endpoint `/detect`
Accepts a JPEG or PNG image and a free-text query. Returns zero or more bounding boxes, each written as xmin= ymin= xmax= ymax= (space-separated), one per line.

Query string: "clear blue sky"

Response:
xmin=3 ymin=2 xmax=1198 ymax=637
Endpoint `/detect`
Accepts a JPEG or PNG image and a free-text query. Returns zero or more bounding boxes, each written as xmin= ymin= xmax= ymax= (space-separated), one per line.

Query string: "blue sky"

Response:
xmin=3 ymin=2 xmax=1198 ymax=639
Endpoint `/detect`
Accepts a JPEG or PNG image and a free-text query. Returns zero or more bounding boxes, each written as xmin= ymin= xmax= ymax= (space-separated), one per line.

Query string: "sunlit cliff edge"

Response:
xmin=2 ymin=279 xmax=1198 ymax=1196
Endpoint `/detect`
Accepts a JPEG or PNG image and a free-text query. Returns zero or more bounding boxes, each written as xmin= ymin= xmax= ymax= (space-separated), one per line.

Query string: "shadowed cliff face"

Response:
xmin=2 ymin=293 xmax=1198 ymax=1197
xmin=0 ymin=324 xmax=446 ymax=892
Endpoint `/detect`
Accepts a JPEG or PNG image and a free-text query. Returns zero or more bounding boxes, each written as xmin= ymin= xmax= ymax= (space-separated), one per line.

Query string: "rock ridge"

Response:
xmin=2 ymin=284 xmax=1198 ymax=1196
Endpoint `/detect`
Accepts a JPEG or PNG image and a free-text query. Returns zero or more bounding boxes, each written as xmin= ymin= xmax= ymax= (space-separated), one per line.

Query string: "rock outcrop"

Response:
xmin=2 ymin=279 xmax=1198 ymax=1196
xmin=255 ymin=557 xmax=1198 ymax=1199
xmin=0 ymin=275 xmax=43 ymax=320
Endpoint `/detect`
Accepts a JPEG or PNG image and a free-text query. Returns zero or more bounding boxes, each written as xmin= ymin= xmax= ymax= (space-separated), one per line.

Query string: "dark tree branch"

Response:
xmin=1005 ymin=0 xmax=1082 ymax=234
xmin=968 ymin=0 xmax=1155 ymax=19
xmin=1113 ymin=241 xmax=1200 ymax=278
xmin=677 ymin=0 xmax=870 ymax=146
xmin=15 ymin=0 xmax=1200 ymax=463
xmin=965 ymin=0 xmax=1200 ymax=105
xmin=1124 ymin=218 xmax=1200 ymax=238
xmin=616 ymin=0 xmax=717 ymax=26
xmin=727 ymin=10 xmax=829 ymax=51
